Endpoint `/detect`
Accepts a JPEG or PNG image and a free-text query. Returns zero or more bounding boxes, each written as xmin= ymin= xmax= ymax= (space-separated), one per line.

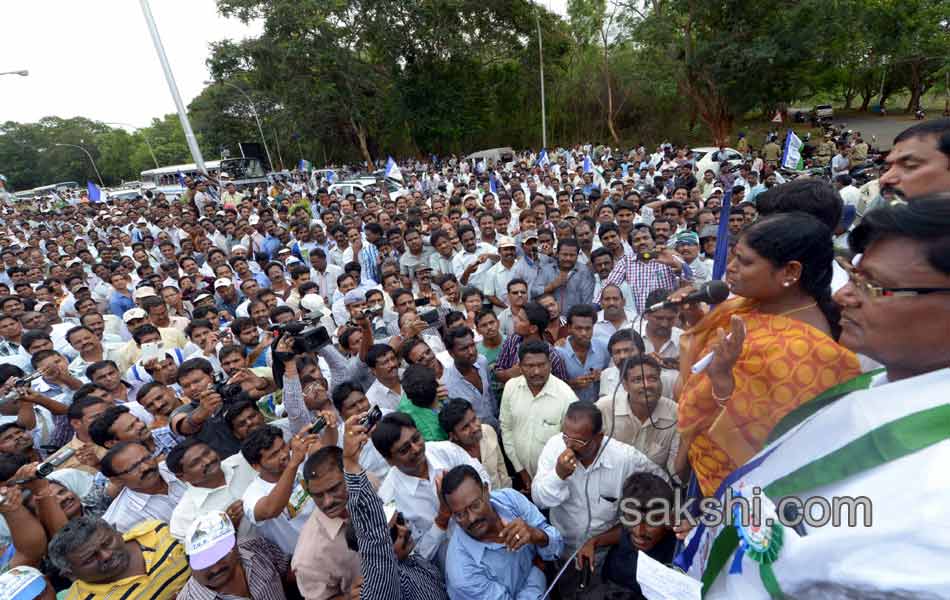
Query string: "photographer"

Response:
xmin=171 ymin=358 xmax=243 ymax=457
xmin=273 ymin=334 xmax=340 ymax=440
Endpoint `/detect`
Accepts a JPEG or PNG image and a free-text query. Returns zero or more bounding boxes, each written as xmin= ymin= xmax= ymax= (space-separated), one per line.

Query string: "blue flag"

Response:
xmin=298 ymin=159 xmax=313 ymax=172
xmin=326 ymin=170 xmax=336 ymax=184
xmin=385 ymin=156 xmax=403 ymax=182
xmin=711 ymin=188 xmax=733 ymax=280
xmin=177 ymin=171 xmax=186 ymax=187
xmin=583 ymin=155 xmax=593 ymax=173
xmin=537 ymin=148 xmax=550 ymax=167
xmin=86 ymin=181 xmax=101 ymax=203
xmin=489 ymin=173 xmax=498 ymax=195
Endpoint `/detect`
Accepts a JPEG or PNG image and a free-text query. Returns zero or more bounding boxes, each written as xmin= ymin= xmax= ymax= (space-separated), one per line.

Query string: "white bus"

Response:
xmin=140 ymin=161 xmax=222 ymax=197
xmin=140 ymin=157 xmax=268 ymax=197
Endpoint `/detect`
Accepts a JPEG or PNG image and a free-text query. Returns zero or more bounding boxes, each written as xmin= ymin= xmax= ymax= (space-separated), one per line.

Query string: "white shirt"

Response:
xmin=451 ymin=243 xmax=498 ymax=289
xmin=103 ymin=462 xmax=187 ymax=532
xmin=592 ymin=309 xmax=638 ymax=346
xmin=378 ymin=441 xmax=491 ymax=563
xmin=839 ymin=184 xmax=861 ymax=207
xmin=531 ymin=436 xmax=666 ymax=554
xmin=170 ymin=453 xmax=259 ymax=542
xmin=311 ymin=263 xmax=343 ymax=303
xmin=242 ymin=467 xmax=315 ymax=555
xmin=481 ymin=260 xmax=517 ymax=303
xmin=366 ymin=379 xmax=402 ymax=412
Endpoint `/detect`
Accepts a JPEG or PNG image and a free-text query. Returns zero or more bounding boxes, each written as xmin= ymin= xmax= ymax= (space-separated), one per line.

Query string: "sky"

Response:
xmin=0 ymin=0 xmax=263 ymax=129
xmin=1 ymin=0 xmax=567 ymax=129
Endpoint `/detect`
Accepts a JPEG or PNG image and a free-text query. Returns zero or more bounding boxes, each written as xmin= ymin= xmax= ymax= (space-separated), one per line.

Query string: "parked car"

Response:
xmin=810 ymin=104 xmax=834 ymax=127
xmin=692 ymin=147 xmax=744 ymax=176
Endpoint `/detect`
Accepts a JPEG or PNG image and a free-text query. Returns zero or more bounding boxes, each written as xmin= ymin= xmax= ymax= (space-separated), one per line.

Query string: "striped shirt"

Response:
xmin=344 ymin=470 xmax=448 ymax=600
xmin=176 ymin=537 xmax=289 ymax=600
xmin=494 ymin=334 xmax=568 ymax=383
xmin=63 ymin=520 xmax=191 ymax=600
xmin=598 ymin=254 xmax=680 ymax=314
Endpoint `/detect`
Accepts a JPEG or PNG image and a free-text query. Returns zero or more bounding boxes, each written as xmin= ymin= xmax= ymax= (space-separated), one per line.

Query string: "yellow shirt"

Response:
xmin=500 ymin=374 xmax=578 ymax=476
xmin=64 ymin=520 xmax=191 ymax=600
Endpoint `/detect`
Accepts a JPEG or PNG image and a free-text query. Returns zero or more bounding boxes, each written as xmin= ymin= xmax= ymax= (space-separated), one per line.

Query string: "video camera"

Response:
xmin=212 ymin=372 xmax=248 ymax=404
xmin=0 ymin=371 xmax=44 ymax=407
xmin=272 ymin=317 xmax=332 ymax=354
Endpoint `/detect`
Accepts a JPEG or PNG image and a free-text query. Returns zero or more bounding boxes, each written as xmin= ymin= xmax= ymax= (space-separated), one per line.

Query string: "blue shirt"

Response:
xmin=261 ymin=235 xmax=282 ymax=260
xmin=445 ymin=488 xmax=563 ymax=600
xmin=108 ymin=290 xmax=135 ymax=318
xmin=555 ymin=337 xmax=611 ymax=403
xmin=442 ymin=356 xmax=497 ymax=430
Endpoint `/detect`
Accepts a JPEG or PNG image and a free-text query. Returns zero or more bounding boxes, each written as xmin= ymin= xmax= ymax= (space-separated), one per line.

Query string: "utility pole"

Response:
xmin=139 ymin=0 xmax=207 ymax=174
xmin=537 ymin=11 xmax=547 ymax=149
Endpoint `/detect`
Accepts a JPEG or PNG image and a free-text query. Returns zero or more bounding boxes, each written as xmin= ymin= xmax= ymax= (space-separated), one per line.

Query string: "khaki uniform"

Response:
xmin=816 ymin=140 xmax=835 ymax=165
xmin=851 ymin=142 xmax=869 ymax=166
xmin=762 ymin=141 xmax=781 ymax=164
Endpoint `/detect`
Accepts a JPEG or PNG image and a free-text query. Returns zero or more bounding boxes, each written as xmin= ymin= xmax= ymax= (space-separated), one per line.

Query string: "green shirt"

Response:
xmin=479 ymin=337 xmax=506 ymax=400
xmin=397 ymin=395 xmax=447 ymax=441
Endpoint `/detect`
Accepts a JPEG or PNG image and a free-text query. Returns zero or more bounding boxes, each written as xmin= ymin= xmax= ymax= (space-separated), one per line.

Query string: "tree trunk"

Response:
xmin=349 ymin=114 xmax=375 ymax=171
xmin=603 ymin=44 xmax=620 ymax=144
xmin=859 ymin=90 xmax=872 ymax=112
xmin=905 ymin=62 xmax=923 ymax=112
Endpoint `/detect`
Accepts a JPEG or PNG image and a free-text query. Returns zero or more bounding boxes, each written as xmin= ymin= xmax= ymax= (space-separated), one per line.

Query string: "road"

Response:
xmin=831 ymin=113 xmax=944 ymax=150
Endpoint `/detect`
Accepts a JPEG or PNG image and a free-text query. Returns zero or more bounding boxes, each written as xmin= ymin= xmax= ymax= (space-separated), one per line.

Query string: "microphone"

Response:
xmin=645 ymin=280 xmax=729 ymax=313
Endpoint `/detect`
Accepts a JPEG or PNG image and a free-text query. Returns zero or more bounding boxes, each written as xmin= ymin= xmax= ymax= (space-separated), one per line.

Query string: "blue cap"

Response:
xmin=0 ymin=566 xmax=47 ymax=600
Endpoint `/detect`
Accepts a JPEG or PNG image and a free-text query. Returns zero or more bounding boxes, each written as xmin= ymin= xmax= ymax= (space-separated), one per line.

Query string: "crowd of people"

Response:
xmin=0 ymin=117 xmax=947 ymax=600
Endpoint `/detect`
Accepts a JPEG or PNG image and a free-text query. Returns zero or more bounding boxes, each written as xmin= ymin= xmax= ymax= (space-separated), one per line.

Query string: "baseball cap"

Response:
xmin=343 ymin=289 xmax=366 ymax=306
xmin=699 ymin=225 xmax=719 ymax=239
xmin=0 ymin=566 xmax=48 ymax=600
xmin=194 ymin=293 xmax=213 ymax=304
xmin=214 ymin=278 xmax=233 ymax=289
xmin=498 ymin=236 xmax=517 ymax=249
xmin=672 ymin=231 xmax=701 ymax=247
xmin=122 ymin=307 xmax=148 ymax=323
xmin=134 ymin=286 xmax=157 ymax=300
xmin=185 ymin=511 xmax=236 ymax=570
xmin=520 ymin=229 xmax=539 ymax=241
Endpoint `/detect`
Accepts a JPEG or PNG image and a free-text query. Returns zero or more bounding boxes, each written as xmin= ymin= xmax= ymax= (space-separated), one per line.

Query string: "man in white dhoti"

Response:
xmin=677 ymin=194 xmax=950 ymax=599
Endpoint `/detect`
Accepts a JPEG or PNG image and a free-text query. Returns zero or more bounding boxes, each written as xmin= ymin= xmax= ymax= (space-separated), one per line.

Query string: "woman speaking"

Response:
xmin=676 ymin=212 xmax=861 ymax=496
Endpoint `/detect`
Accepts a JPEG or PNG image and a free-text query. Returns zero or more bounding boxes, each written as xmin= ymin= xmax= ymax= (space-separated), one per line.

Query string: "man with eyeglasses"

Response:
xmin=681 ymin=195 xmax=950 ymax=598
xmin=440 ymin=463 xmax=563 ymax=600
xmin=532 ymin=402 xmax=666 ymax=600
xmin=99 ymin=440 xmax=187 ymax=532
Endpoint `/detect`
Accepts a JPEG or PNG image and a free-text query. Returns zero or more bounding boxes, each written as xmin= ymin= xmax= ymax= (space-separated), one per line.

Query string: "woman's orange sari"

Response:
xmin=677 ymin=297 xmax=861 ymax=495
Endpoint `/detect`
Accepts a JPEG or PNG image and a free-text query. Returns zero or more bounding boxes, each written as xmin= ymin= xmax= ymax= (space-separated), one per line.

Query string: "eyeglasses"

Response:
xmin=562 ymin=433 xmax=592 ymax=448
xmin=112 ymin=454 xmax=153 ymax=477
xmin=838 ymin=258 xmax=950 ymax=298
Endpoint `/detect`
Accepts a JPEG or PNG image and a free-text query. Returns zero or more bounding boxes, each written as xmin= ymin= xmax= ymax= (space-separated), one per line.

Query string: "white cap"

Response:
xmin=134 ymin=286 xmax=157 ymax=300
xmin=184 ymin=511 xmax=235 ymax=570
xmin=122 ymin=307 xmax=148 ymax=323
xmin=214 ymin=278 xmax=233 ymax=289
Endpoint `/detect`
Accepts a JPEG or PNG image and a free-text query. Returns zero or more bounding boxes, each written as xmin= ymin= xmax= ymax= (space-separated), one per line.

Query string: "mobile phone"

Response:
xmin=309 ymin=416 xmax=327 ymax=436
xmin=361 ymin=405 xmax=383 ymax=430
xmin=414 ymin=297 xmax=431 ymax=307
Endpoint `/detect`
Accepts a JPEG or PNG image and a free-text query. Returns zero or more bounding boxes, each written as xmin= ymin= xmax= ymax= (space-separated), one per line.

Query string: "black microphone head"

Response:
xmin=703 ymin=280 xmax=730 ymax=304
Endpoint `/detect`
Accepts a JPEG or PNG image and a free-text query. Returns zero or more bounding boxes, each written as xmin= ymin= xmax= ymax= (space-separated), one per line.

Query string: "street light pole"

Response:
xmin=208 ymin=79 xmax=274 ymax=171
xmin=536 ymin=11 xmax=547 ymax=150
xmin=0 ymin=70 xmax=28 ymax=77
xmin=54 ymin=143 xmax=105 ymax=187
xmin=106 ymin=122 xmax=160 ymax=169
xmin=139 ymin=0 xmax=207 ymax=174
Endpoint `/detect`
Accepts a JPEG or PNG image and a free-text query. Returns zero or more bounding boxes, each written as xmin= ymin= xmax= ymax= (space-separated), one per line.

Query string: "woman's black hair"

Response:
xmin=742 ymin=212 xmax=840 ymax=339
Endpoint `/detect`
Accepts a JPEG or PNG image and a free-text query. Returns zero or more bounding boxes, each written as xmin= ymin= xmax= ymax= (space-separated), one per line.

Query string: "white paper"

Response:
xmin=140 ymin=341 xmax=164 ymax=362
xmin=636 ymin=550 xmax=702 ymax=600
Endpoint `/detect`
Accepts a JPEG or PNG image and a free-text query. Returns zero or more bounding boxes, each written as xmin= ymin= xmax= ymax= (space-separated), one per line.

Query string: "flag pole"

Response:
xmin=139 ymin=0 xmax=207 ymax=175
